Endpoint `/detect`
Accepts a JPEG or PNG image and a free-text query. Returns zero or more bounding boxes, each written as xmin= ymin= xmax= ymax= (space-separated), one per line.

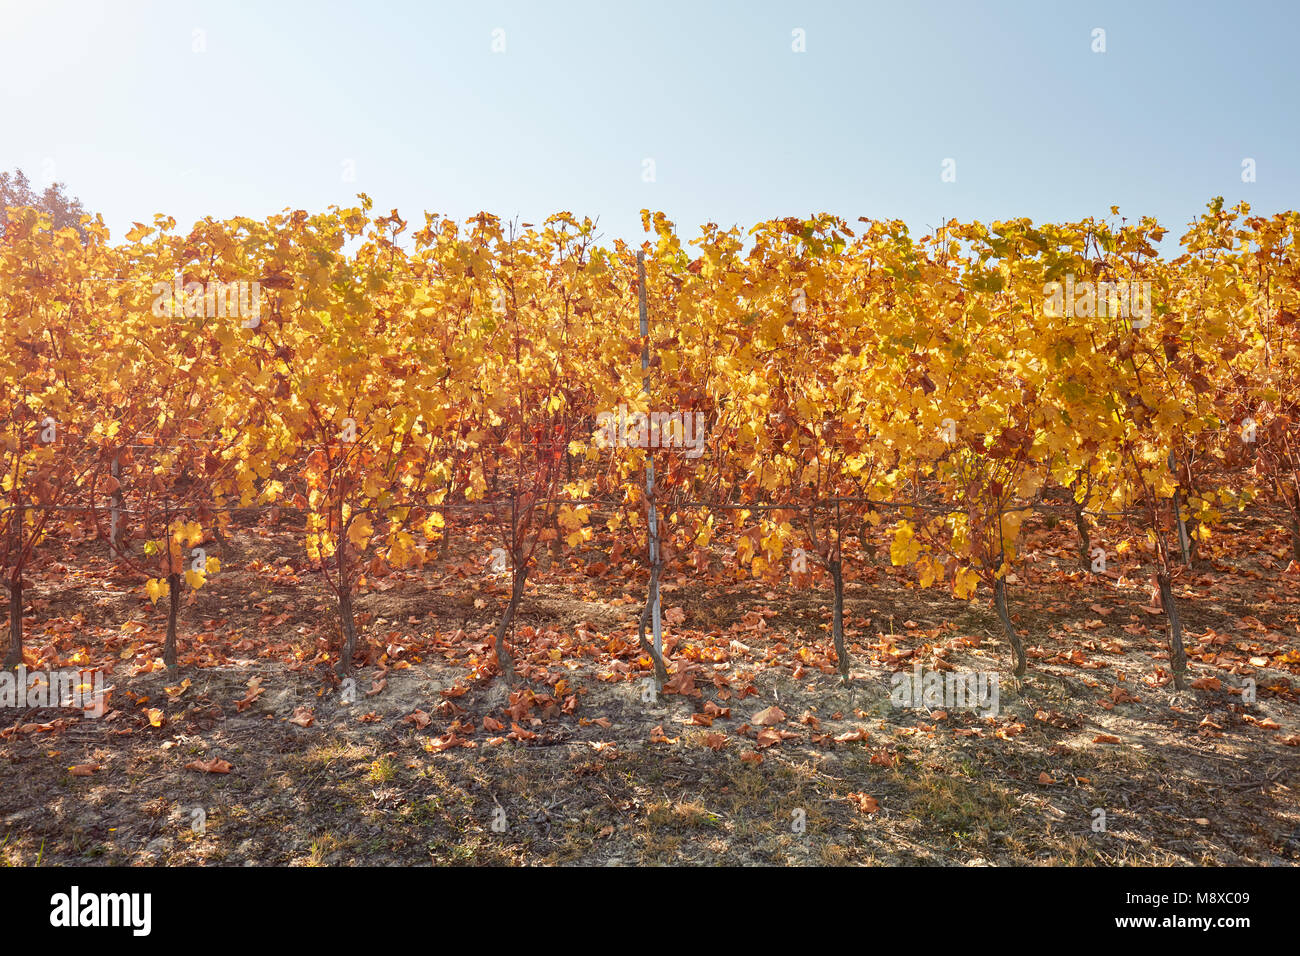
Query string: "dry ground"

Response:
xmin=2 ymin=511 xmax=1298 ymax=866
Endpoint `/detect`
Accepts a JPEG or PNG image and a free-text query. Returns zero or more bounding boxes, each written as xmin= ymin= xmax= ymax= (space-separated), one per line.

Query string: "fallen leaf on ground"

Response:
xmin=751 ymin=705 xmax=787 ymax=726
xmin=650 ymin=725 xmax=678 ymax=744
xmin=847 ymin=792 xmax=879 ymax=813
xmin=401 ymin=709 xmax=431 ymax=729
xmin=185 ymin=758 xmax=232 ymax=774
xmin=834 ymin=728 xmax=870 ymax=743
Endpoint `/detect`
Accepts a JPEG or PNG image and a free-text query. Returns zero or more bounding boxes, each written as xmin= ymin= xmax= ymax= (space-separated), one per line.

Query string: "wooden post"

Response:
xmin=1169 ymin=450 xmax=1191 ymax=566
xmin=638 ymin=251 xmax=662 ymax=690
xmin=3 ymin=502 xmax=22 ymax=670
xmin=4 ymin=416 xmax=25 ymax=670
xmin=109 ymin=453 xmax=124 ymax=554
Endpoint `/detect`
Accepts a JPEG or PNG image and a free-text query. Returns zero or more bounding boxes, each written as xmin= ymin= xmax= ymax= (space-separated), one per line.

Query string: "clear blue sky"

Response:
xmin=3 ymin=0 xmax=1297 ymax=248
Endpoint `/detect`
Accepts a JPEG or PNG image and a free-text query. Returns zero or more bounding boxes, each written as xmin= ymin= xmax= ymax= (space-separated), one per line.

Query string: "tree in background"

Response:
xmin=0 ymin=168 xmax=89 ymax=241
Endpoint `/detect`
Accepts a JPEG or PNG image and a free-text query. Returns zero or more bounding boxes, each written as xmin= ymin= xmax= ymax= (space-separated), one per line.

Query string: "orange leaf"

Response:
xmin=403 ymin=709 xmax=431 ymax=729
xmin=847 ymin=792 xmax=879 ymax=814
xmin=703 ymin=700 xmax=730 ymax=719
xmin=649 ymin=725 xmax=678 ymax=744
xmin=833 ymin=728 xmax=870 ymax=743
xmin=185 ymin=758 xmax=232 ymax=774
xmin=751 ymin=705 xmax=787 ymax=726
xmin=662 ymin=669 xmax=698 ymax=697
xmin=508 ymin=723 xmax=538 ymax=741
xmin=425 ymin=732 xmax=463 ymax=752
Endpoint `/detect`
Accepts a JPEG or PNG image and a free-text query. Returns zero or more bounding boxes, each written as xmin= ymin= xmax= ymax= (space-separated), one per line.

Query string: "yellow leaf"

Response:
xmin=917 ymin=554 xmax=938 ymax=588
xmin=421 ymin=512 xmax=445 ymax=538
xmin=890 ymin=522 xmax=920 ymax=566
xmin=348 ymin=515 xmax=374 ymax=550
xmin=954 ymin=567 xmax=980 ymax=600
xmin=145 ymin=578 xmax=167 ymax=605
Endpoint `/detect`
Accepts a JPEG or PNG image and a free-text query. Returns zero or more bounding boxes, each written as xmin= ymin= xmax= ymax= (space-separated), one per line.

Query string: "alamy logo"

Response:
xmin=49 ymin=886 xmax=151 ymax=936
xmin=151 ymin=278 xmax=261 ymax=326
xmin=0 ymin=667 xmax=105 ymax=718
xmin=594 ymin=405 xmax=707 ymax=458
xmin=1043 ymin=275 xmax=1152 ymax=328
xmin=890 ymin=664 xmax=999 ymax=717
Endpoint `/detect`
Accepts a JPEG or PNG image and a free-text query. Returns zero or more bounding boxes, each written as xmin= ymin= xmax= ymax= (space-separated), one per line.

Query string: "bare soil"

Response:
xmin=2 ymin=512 xmax=1297 ymax=866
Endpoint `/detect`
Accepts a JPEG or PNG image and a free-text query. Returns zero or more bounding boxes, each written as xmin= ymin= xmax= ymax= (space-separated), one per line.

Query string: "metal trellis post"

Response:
xmin=638 ymin=251 xmax=662 ymax=688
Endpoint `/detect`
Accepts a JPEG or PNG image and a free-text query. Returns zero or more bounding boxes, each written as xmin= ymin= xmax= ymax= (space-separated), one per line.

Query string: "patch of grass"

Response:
xmin=401 ymin=796 xmax=445 ymax=825
xmin=303 ymin=831 xmax=357 ymax=866
xmin=301 ymin=741 xmax=370 ymax=768
xmin=645 ymin=800 xmax=723 ymax=830
xmin=367 ymin=756 xmax=397 ymax=784
xmin=899 ymin=769 xmax=1015 ymax=835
